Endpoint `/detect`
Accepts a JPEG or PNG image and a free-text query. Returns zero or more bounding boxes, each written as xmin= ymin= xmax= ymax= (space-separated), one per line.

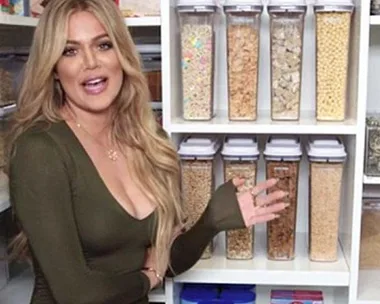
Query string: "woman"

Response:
xmin=8 ymin=0 xmax=288 ymax=303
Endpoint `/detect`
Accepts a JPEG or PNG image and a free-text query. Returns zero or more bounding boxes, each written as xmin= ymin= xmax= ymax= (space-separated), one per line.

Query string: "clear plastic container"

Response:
xmin=10 ymin=0 xmax=29 ymax=16
xmin=224 ymin=0 xmax=263 ymax=121
xmin=314 ymin=0 xmax=354 ymax=121
xmin=360 ymin=198 xmax=380 ymax=269
xmin=119 ymin=0 xmax=160 ymax=17
xmin=136 ymin=44 xmax=162 ymax=102
xmin=0 ymin=118 xmax=10 ymax=168
xmin=178 ymin=136 xmax=220 ymax=259
xmin=371 ymin=0 xmax=380 ymax=15
xmin=177 ymin=0 xmax=217 ymax=121
xmin=221 ymin=136 xmax=259 ymax=260
xmin=264 ymin=136 xmax=302 ymax=260
xmin=307 ymin=137 xmax=346 ymax=262
xmin=0 ymin=50 xmax=17 ymax=107
xmin=268 ymin=0 xmax=306 ymax=121
xmin=364 ymin=115 xmax=380 ymax=177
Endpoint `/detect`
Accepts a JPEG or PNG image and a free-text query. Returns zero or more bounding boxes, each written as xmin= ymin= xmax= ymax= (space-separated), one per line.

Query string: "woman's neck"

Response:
xmin=61 ymin=103 xmax=113 ymax=136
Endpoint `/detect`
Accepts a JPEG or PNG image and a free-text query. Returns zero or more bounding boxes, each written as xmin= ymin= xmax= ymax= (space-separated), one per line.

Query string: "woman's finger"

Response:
xmin=255 ymin=190 xmax=288 ymax=207
xmin=248 ymin=213 xmax=279 ymax=226
xmin=253 ymin=202 xmax=288 ymax=217
xmin=251 ymin=178 xmax=278 ymax=196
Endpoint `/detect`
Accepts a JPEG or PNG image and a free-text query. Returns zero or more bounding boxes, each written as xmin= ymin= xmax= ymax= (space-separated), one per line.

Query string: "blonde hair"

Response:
xmin=8 ymin=0 xmax=183 ymax=275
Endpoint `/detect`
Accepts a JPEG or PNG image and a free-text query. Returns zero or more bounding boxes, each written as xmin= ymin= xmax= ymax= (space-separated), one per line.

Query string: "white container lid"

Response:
xmin=224 ymin=0 xmax=263 ymax=6
xmin=263 ymin=136 xmax=302 ymax=159
xmin=268 ymin=0 xmax=306 ymax=6
xmin=314 ymin=0 xmax=353 ymax=5
xmin=178 ymin=135 xmax=220 ymax=158
xmin=177 ymin=0 xmax=217 ymax=6
xmin=136 ymin=44 xmax=161 ymax=54
xmin=307 ymin=137 xmax=347 ymax=161
xmin=221 ymin=136 xmax=259 ymax=158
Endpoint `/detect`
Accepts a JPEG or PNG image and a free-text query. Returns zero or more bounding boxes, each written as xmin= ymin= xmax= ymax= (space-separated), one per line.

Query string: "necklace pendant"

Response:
xmin=107 ymin=149 xmax=119 ymax=161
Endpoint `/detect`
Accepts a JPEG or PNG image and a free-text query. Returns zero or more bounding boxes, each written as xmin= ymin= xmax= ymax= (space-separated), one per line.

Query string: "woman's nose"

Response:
xmin=83 ymin=48 xmax=99 ymax=69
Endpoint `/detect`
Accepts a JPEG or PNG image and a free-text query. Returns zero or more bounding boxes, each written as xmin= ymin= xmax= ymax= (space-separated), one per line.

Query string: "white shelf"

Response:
xmin=357 ymin=270 xmax=380 ymax=304
xmin=170 ymin=111 xmax=357 ymax=135
xmin=0 ymin=15 xmax=160 ymax=28
xmin=174 ymin=232 xmax=349 ymax=287
xmin=124 ymin=17 xmax=160 ymax=27
xmin=148 ymin=286 xmax=165 ymax=303
xmin=0 ymin=15 xmax=38 ymax=27
xmin=370 ymin=16 xmax=380 ymax=25
xmin=363 ymin=175 xmax=380 ymax=184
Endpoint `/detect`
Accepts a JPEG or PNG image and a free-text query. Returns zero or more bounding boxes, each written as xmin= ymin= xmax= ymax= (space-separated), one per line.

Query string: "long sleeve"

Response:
xmin=10 ymin=131 xmax=150 ymax=304
xmin=166 ymin=180 xmax=245 ymax=277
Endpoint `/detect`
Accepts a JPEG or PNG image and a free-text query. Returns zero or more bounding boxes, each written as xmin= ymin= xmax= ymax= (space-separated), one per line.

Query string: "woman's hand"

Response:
xmin=141 ymin=247 xmax=163 ymax=290
xmin=233 ymin=177 xmax=288 ymax=227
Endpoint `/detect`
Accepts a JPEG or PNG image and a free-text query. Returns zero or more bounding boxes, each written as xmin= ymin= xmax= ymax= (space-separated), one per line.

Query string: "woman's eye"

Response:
xmin=99 ymin=41 xmax=113 ymax=51
xmin=62 ymin=48 xmax=77 ymax=57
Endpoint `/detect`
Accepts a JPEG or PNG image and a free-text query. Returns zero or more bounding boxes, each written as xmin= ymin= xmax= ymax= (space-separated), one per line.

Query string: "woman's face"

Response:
xmin=55 ymin=11 xmax=123 ymax=115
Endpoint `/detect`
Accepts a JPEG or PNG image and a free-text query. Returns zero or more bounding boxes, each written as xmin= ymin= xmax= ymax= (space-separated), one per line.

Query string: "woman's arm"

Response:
xmin=10 ymin=131 xmax=151 ymax=304
xmin=166 ymin=180 xmax=244 ymax=277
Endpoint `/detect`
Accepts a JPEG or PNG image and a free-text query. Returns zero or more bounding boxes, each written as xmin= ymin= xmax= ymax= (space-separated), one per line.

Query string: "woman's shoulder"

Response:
xmin=14 ymin=121 xmax=68 ymax=157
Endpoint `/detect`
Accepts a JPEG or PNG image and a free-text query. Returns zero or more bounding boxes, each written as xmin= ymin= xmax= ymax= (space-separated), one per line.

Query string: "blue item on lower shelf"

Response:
xmin=183 ymin=283 xmax=220 ymax=291
xmin=221 ymin=284 xmax=256 ymax=291
xmin=220 ymin=290 xmax=256 ymax=304
xmin=180 ymin=287 xmax=218 ymax=304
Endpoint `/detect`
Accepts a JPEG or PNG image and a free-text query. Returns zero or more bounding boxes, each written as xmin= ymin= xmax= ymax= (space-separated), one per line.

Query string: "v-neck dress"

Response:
xmin=9 ymin=121 xmax=246 ymax=304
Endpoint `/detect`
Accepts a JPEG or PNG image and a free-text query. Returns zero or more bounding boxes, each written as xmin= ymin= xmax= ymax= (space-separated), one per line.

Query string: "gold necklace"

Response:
xmin=75 ymin=122 xmax=119 ymax=162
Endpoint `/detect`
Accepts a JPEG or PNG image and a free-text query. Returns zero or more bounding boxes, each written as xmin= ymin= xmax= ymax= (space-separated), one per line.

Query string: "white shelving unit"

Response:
xmin=160 ymin=0 xmax=372 ymax=303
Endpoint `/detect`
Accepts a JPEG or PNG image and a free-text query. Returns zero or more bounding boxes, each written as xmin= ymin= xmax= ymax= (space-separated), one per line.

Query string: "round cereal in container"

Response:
xmin=307 ymin=137 xmax=346 ymax=262
xmin=264 ymin=136 xmax=302 ymax=261
xmin=177 ymin=0 xmax=217 ymax=121
xmin=267 ymin=0 xmax=307 ymax=121
xmin=313 ymin=0 xmax=354 ymax=121
xmin=178 ymin=135 xmax=221 ymax=259
xmin=221 ymin=136 xmax=259 ymax=260
xmin=223 ymin=0 xmax=263 ymax=121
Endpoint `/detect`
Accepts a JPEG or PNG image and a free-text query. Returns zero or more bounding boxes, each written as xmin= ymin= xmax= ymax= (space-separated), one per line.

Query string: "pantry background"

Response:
xmin=0 ymin=0 xmax=378 ymax=303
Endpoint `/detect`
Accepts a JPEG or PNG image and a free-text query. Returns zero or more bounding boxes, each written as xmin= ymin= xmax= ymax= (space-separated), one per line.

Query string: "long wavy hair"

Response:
xmin=7 ymin=0 xmax=183 ymax=275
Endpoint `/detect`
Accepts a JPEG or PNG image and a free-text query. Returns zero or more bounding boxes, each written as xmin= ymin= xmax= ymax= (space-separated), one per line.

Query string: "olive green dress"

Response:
xmin=9 ymin=121 xmax=245 ymax=304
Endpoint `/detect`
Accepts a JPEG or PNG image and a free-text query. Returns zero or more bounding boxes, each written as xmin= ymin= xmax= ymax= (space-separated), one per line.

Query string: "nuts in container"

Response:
xmin=177 ymin=0 xmax=217 ymax=120
xmin=307 ymin=137 xmax=346 ymax=262
xmin=364 ymin=116 xmax=380 ymax=176
xmin=314 ymin=0 xmax=354 ymax=121
xmin=221 ymin=136 xmax=259 ymax=260
xmin=178 ymin=135 xmax=220 ymax=259
xmin=224 ymin=0 xmax=263 ymax=121
xmin=360 ymin=198 xmax=380 ymax=269
xmin=264 ymin=136 xmax=302 ymax=260
xmin=268 ymin=0 xmax=307 ymax=121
